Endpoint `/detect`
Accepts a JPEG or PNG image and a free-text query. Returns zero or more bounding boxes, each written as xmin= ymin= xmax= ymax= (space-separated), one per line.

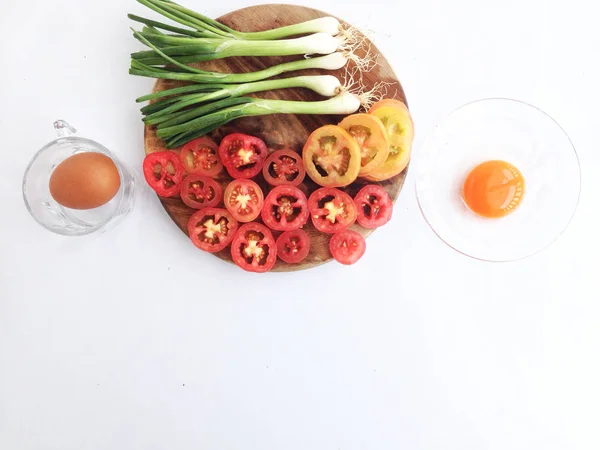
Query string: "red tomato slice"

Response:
xmin=262 ymin=148 xmax=306 ymax=187
xmin=308 ymin=187 xmax=357 ymax=234
xmin=218 ymin=133 xmax=268 ymax=179
xmin=180 ymin=137 xmax=223 ymax=177
xmin=181 ymin=174 xmax=222 ymax=210
xmin=143 ymin=151 xmax=184 ymax=197
xmin=261 ymin=185 xmax=309 ymax=231
xmin=224 ymin=179 xmax=264 ymax=223
xmin=231 ymin=223 xmax=277 ymax=273
xmin=329 ymin=230 xmax=366 ymax=265
xmin=187 ymin=208 xmax=238 ymax=253
xmin=276 ymin=229 xmax=311 ymax=264
xmin=354 ymin=184 xmax=393 ymax=228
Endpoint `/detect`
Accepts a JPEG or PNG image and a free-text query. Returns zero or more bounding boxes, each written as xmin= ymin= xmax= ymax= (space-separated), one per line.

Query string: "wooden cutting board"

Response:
xmin=143 ymin=4 xmax=409 ymax=272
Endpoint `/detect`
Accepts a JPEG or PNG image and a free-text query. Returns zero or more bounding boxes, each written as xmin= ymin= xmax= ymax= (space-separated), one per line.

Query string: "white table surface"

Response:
xmin=2 ymin=0 xmax=599 ymax=449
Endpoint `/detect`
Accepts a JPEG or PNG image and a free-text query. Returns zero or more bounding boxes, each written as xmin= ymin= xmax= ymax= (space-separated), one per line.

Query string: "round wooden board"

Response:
xmin=143 ymin=4 xmax=409 ymax=272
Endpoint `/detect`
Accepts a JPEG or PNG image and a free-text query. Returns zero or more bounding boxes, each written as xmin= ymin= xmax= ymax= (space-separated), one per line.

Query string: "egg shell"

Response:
xmin=49 ymin=152 xmax=121 ymax=210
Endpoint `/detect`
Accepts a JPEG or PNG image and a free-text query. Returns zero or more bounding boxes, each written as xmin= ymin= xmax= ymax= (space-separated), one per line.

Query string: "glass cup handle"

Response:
xmin=54 ymin=120 xmax=77 ymax=138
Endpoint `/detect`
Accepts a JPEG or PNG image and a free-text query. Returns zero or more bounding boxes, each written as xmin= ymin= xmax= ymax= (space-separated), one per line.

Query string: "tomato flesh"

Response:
xmin=302 ymin=125 xmax=361 ymax=187
xmin=366 ymin=99 xmax=414 ymax=182
xmin=187 ymin=208 xmax=238 ymax=253
xmin=308 ymin=187 xmax=357 ymax=234
xmin=180 ymin=137 xmax=223 ymax=177
xmin=329 ymin=230 xmax=366 ymax=265
xmin=231 ymin=223 xmax=277 ymax=273
xmin=143 ymin=151 xmax=184 ymax=197
xmin=354 ymin=184 xmax=393 ymax=228
xmin=261 ymin=185 xmax=309 ymax=231
xmin=338 ymin=114 xmax=389 ymax=176
xmin=224 ymin=179 xmax=264 ymax=223
xmin=263 ymin=149 xmax=306 ymax=187
xmin=218 ymin=133 xmax=268 ymax=179
xmin=276 ymin=229 xmax=311 ymax=264
xmin=181 ymin=174 xmax=222 ymax=210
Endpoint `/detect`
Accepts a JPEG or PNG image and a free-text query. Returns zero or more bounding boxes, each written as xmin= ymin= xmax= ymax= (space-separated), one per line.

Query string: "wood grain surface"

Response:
xmin=143 ymin=4 xmax=409 ymax=272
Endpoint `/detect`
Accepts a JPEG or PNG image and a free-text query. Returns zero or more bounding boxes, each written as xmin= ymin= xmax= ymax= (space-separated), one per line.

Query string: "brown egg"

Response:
xmin=49 ymin=152 xmax=121 ymax=210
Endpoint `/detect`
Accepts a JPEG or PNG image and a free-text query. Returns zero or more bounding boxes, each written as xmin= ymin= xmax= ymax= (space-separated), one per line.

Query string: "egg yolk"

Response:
xmin=462 ymin=160 xmax=525 ymax=218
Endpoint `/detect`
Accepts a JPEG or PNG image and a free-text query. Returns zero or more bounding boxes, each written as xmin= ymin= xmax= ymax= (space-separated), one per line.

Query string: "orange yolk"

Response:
xmin=462 ymin=160 xmax=525 ymax=218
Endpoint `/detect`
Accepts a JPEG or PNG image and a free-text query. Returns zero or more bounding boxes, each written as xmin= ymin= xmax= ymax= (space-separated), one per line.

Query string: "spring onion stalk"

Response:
xmin=150 ymin=97 xmax=255 ymax=130
xmin=142 ymin=75 xmax=342 ymax=125
xmin=138 ymin=0 xmax=342 ymax=40
xmin=129 ymin=52 xmax=348 ymax=84
xmin=157 ymin=93 xmax=361 ymax=147
xmin=134 ymin=31 xmax=344 ymax=61
xmin=128 ymin=14 xmax=206 ymax=37
xmin=137 ymin=0 xmax=230 ymax=38
xmin=136 ymin=83 xmax=224 ymax=103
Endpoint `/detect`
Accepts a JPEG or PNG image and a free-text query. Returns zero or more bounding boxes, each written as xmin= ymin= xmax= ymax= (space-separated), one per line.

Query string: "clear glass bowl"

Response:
xmin=23 ymin=120 xmax=136 ymax=236
xmin=415 ymin=98 xmax=581 ymax=262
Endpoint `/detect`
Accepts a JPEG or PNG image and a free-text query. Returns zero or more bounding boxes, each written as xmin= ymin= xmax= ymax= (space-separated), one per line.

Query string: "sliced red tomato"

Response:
xmin=224 ymin=179 xmax=264 ymax=223
xmin=218 ymin=133 xmax=268 ymax=179
xmin=187 ymin=208 xmax=238 ymax=253
xmin=338 ymin=114 xmax=389 ymax=176
xmin=180 ymin=137 xmax=223 ymax=177
xmin=276 ymin=229 xmax=311 ymax=264
xmin=143 ymin=151 xmax=184 ymax=197
xmin=261 ymin=185 xmax=309 ymax=231
xmin=366 ymin=99 xmax=414 ymax=182
xmin=329 ymin=230 xmax=366 ymax=265
xmin=302 ymin=125 xmax=361 ymax=187
xmin=354 ymin=184 xmax=393 ymax=228
xmin=308 ymin=187 xmax=357 ymax=234
xmin=181 ymin=174 xmax=222 ymax=210
xmin=231 ymin=223 xmax=277 ymax=273
xmin=262 ymin=148 xmax=306 ymax=187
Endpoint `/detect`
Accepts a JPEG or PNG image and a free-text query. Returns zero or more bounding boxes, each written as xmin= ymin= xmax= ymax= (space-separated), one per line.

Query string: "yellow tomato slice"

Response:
xmin=365 ymin=99 xmax=414 ymax=182
xmin=338 ymin=114 xmax=389 ymax=177
xmin=302 ymin=125 xmax=361 ymax=187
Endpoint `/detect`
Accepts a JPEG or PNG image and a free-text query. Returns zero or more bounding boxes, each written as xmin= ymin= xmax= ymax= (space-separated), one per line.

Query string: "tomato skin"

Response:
xmin=181 ymin=174 xmax=222 ymax=210
xmin=329 ymin=230 xmax=366 ymax=265
xmin=338 ymin=114 xmax=389 ymax=177
xmin=308 ymin=187 xmax=357 ymax=234
xmin=231 ymin=223 xmax=277 ymax=273
xmin=366 ymin=99 xmax=414 ymax=182
xmin=180 ymin=137 xmax=223 ymax=177
xmin=261 ymin=185 xmax=309 ymax=231
xmin=262 ymin=149 xmax=306 ymax=187
xmin=276 ymin=229 xmax=311 ymax=264
xmin=354 ymin=184 xmax=393 ymax=228
xmin=218 ymin=133 xmax=268 ymax=179
xmin=143 ymin=151 xmax=184 ymax=197
xmin=368 ymin=99 xmax=409 ymax=114
xmin=224 ymin=179 xmax=264 ymax=223
xmin=187 ymin=208 xmax=238 ymax=253
xmin=302 ymin=125 xmax=361 ymax=187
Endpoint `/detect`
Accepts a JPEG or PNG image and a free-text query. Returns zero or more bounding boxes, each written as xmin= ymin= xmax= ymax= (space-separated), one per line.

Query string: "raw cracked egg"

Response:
xmin=462 ymin=160 xmax=525 ymax=218
xmin=49 ymin=152 xmax=121 ymax=210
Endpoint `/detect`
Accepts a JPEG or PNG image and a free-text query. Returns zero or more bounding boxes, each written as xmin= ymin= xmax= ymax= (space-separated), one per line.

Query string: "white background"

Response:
xmin=1 ymin=0 xmax=599 ymax=449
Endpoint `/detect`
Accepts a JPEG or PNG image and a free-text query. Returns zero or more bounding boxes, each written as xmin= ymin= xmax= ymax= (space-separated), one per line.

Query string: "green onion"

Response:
xmin=142 ymin=75 xmax=342 ymax=125
xmin=128 ymin=0 xmax=372 ymax=150
xmin=138 ymin=0 xmax=342 ymax=40
xmin=136 ymin=83 xmax=224 ymax=103
xmin=157 ymin=93 xmax=362 ymax=147
xmin=128 ymin=14 xmax=205 ymax=37
xmin=137 ymin=0 xmax=230 ymax=38
xmin=129 ymin=52 xmax=348 ymax=84
xmin=133 ymin=30 xmax=344 ymax=61
xmin=151 ymin=97 xmax=256 ymax=130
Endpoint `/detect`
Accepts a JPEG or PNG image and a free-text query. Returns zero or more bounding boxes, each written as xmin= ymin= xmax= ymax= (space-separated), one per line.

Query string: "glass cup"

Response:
xmin=23 ymin=120 xmax=136 ymax=236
